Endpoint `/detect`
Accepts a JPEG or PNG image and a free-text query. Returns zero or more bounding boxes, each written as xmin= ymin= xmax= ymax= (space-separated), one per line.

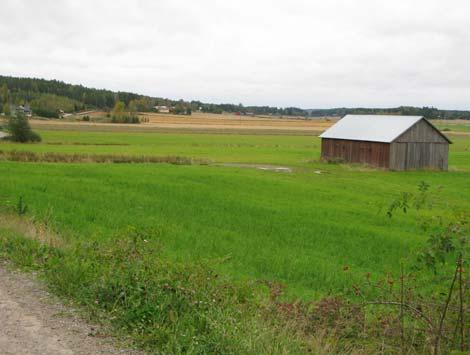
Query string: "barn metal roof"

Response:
xmin=319 ymin=114 xmax=424 ymax=143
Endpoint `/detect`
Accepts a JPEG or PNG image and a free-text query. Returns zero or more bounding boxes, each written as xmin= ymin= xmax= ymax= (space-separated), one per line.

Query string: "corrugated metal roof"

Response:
xmin=319 ymin=114 xmax=423 ymax=143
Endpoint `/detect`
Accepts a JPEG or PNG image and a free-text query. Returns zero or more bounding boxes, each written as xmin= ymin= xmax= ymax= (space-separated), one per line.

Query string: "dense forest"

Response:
xmin=0 ymin=75 xmax=469 ymax=119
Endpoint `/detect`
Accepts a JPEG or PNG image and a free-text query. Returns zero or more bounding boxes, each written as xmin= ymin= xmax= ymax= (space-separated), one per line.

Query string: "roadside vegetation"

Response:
xmin=0 ymin=184 xmax=467 ymax=353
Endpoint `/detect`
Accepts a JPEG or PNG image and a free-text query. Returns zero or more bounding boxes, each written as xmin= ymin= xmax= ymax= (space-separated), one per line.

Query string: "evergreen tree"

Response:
xmin=1 ymin=84 xmax=10 ymax=115
xmin=3 ymin=102 xmax=11 ymax=116
xmin=1 ymin=84 xmax=8 ymax=103
xmin=7 ymin=111 xmax=41 ymax=142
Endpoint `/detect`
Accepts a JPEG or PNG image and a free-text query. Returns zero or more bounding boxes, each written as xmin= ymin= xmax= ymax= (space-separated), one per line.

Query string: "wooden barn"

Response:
xmin=320 ymin=115 xmax=451 ymax=170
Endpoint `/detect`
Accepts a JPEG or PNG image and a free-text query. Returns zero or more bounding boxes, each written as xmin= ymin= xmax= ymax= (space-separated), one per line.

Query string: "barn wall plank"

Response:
xmin=390 ymin=143 xmax=406 ymax=170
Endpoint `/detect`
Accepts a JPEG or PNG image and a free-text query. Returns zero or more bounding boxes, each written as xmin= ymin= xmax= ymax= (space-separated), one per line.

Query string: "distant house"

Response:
xmin=12 ymin=104 xmax=32 ymax=117
xmin=320 ymin=115 xmax=451 ymax=170
xmin=154 ymin=105 xmax=170 ymax=113
xmin=235 ymin=111 xmax=254 ymax=116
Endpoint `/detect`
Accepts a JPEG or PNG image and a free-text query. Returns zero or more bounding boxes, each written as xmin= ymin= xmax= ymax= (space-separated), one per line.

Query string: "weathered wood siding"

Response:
xmin=321 ymin=138 xmax=390 ymax=168
xmin=394 ymin=119 xmax=448 ymax=143
xmin=389 ymin=143 xmax=406 ymax=170
xmin=390 ymin=120 xmax=449 ymax=170
xmin=390 ymin=142 xmax=448 ymax=170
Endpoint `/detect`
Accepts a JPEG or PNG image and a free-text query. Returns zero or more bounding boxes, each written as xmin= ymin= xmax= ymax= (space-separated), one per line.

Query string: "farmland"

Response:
xmin=1 ymin=121 xmax=469 ymax=293
xmin=0 ymin=117 xmax=469 ymax=352
xmin=31 ymin=111 xmax=334 ymax=135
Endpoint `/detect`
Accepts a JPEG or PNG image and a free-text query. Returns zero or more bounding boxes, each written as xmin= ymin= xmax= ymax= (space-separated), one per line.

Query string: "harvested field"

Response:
xmin=28 ymin=112 xmax=336 ymax=135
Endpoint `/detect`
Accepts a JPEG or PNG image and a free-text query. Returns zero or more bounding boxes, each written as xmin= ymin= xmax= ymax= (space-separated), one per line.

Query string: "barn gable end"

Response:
xmin=390 ymin=119 xmax=450 ymax=170
xmin=394 ymin=119 xmax=450 ymax=143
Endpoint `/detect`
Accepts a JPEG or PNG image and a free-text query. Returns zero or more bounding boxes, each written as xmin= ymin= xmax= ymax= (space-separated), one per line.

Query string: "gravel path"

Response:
xmin=0 ymin=263 xmax=141 ymax=354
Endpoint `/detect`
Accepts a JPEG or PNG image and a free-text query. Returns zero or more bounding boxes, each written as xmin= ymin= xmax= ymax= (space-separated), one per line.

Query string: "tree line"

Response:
xmin=306 ymin=106 xmax=470 ymax=120
xmin=1 ymin=75 xmax=469 ymax=119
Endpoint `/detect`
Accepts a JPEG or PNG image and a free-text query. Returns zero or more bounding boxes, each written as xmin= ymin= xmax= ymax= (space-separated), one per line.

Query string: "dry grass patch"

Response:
xmin=0 ymin=214 xmax=63 ymax=249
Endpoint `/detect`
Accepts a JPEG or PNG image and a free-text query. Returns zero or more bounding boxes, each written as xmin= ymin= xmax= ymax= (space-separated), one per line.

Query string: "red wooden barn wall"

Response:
xmin=321 ymin=138 xmax=390 ymax=168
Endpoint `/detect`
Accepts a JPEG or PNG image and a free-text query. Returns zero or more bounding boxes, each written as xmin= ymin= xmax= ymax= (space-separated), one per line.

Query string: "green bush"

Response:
xmin=6 ymin=112 xmax=41 ymax=142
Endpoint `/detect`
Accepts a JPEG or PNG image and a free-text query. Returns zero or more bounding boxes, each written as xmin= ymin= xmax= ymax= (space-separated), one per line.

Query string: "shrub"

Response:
xmin=6 ymin=112 xmax=41 ymax=142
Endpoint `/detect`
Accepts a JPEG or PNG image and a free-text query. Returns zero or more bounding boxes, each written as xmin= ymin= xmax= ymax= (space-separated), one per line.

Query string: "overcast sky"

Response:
xmin=1 ymin=0 xmax=469 ymax=109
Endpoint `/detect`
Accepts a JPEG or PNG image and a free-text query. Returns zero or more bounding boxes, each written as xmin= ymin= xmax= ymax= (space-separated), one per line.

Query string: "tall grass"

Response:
xmin=0 ymin=150 xmax=204 ymax=165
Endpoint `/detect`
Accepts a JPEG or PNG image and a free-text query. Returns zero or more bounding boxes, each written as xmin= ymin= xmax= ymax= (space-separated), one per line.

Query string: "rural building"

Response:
xmin=320 ymin=115 xmax=450 ymax=170
xmin=11 ymin=104 xmax=32 ymax=117
xmin=154 ymin=105 xmax=170 ymax=113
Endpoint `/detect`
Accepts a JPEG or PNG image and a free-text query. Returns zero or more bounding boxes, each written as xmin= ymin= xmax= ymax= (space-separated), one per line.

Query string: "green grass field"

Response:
xmin=1 ymin=129 xmax=469 ymax=298
xmin=1 ymin=125 xmax=469 ymax=352
xmin=435 ymin=122 xmax=470 ymax=132
xmin=1 ymin=128 xmax=469 ymax=167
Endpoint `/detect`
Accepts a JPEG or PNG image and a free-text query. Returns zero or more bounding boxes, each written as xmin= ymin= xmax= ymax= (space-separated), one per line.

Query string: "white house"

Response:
xmin=154 ymin=105 xmax=170 ymax=113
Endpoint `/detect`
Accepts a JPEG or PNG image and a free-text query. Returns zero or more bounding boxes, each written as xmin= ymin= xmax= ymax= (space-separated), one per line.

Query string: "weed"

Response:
xmin=16 ymin=196 xmax=27 ymax=215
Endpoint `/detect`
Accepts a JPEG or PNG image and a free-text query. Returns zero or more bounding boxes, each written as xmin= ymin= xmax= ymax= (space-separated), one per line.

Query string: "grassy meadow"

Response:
xmin=1 ymin=128 xmax=469 ymax=296
xmin=0 ymin=123 xmax=469 ymax=352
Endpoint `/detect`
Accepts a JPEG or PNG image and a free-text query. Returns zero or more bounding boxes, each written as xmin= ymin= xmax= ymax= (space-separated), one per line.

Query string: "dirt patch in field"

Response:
xmin=215 ymin=163 xmax=292 ymax=173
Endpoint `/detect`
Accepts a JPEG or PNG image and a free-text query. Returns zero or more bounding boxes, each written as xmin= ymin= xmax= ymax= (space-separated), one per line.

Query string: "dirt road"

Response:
xmin=0 ymin=264 xmax=139 ymax=354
